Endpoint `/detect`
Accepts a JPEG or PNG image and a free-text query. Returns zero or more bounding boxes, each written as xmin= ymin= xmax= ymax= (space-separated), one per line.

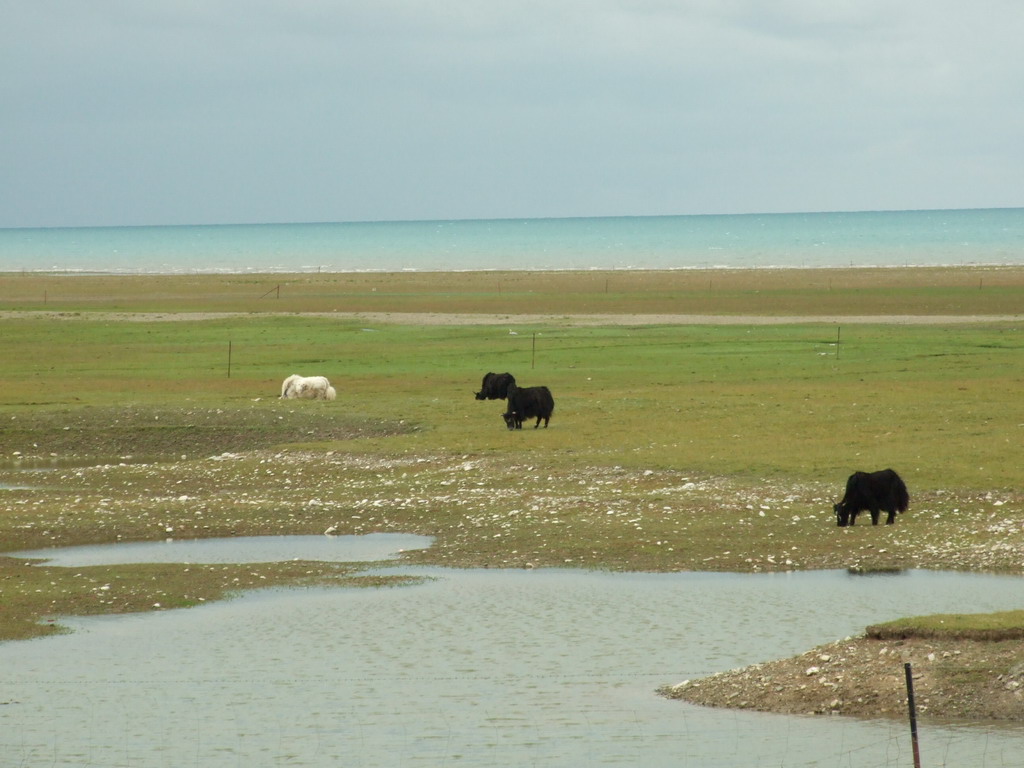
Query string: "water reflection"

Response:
xmin=0 ymin=455 xmax=156 ymax=471
xmin=2 ymin=563 xmax=1024 ymax=767
xmin=11 ymin=533 xmax=433 ymax=565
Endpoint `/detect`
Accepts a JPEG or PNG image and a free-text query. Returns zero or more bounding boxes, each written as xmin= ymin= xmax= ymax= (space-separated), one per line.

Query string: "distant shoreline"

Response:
xmin=2 ymin=265 xmax=1021 ymax=319
xmin=2 ymin=261 xmax=1022 ymax=277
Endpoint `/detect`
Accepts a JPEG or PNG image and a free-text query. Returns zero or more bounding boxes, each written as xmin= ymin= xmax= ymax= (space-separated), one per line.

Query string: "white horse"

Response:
xmin=280 ymin=374 xmax=337 ymax=401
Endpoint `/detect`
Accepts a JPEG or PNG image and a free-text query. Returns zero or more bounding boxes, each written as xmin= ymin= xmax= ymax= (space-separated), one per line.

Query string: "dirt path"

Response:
xmin=2 ymin=310 xmax=1021 ymax=325
xmin=337 ymin=312 xmax=1024 ymax=326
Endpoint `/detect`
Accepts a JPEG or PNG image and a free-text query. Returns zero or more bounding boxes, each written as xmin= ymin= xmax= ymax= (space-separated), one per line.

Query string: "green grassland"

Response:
xmin=0 ymin=267 xmax=1023 ymax=641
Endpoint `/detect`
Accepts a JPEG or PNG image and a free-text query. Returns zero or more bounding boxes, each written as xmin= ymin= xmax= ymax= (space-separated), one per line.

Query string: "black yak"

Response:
xmin=503 ymin=385 xmax=554 ymax=430
xmin=834 ymin=469 xmax=909 ymax=526
xmin=475 ymin=372 xmax=516 ymax=401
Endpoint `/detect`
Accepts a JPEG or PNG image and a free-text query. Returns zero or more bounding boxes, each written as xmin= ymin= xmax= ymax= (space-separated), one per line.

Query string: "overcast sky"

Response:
xmin=2 ymin=1 xmax=1022 ymax=228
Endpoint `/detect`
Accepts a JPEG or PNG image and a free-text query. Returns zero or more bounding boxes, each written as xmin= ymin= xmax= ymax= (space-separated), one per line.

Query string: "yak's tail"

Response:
xmin=281 ymin=374 xmax=300 ymax=398
xmin=892 ymin=472 xmax=910 ymax=512
xmin=325 ymin=386 xmax=337 ymax=401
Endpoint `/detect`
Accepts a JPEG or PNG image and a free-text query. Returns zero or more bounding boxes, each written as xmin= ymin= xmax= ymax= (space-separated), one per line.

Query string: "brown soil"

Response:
xmin=661 ymin=635 xmax=1024 ymax=722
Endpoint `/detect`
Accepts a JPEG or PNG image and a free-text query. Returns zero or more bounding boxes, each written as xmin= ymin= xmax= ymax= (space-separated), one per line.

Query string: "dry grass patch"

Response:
xmin=3 ymin=266 xmax=1023 ymax=315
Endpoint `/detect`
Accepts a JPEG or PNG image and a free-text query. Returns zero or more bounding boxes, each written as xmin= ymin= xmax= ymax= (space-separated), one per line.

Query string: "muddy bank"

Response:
xmin=662 ymin=634 xmax=1024 ymax=721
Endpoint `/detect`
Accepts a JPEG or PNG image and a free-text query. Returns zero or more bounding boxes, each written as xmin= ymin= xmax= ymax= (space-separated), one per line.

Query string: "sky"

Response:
xmin=2 ymin=1 xmax=1023 ymax=228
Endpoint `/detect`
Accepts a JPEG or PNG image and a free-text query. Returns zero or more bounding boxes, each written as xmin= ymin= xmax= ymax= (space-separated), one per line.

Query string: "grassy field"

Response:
xmin=0 ymin=267 xmax=1023 ymax=642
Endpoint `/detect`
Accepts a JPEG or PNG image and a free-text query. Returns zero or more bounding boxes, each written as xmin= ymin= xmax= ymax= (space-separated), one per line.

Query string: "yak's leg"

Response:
xmin=870 ymin=507 xmax=881 ymax=525
xmin=886 ymin=509 xmax=896 ymax=524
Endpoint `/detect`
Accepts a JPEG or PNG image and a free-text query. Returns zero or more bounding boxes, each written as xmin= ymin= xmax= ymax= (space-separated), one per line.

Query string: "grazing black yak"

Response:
xmin=834 ymin=469 xmax=909 ymax=526
xmin=503 ymin=385 xmax=554 ymax=430
xmin=475 ymin=372 xmax=516 ymax=401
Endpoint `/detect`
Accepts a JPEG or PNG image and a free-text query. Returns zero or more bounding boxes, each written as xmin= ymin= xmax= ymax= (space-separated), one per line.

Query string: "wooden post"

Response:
xmin=227 ymin=341 xmax=232 ymax=378
xmin=836 ymin=326 xmax=841 ymax=359
xmin=532 ymin=333 xmax=536 ymax=369
xmin=904 ymin=662 xmax=922 ymax=768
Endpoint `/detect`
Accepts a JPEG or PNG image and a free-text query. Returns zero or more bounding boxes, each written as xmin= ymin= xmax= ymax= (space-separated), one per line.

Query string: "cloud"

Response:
xmin=1 ymin=0 xmax=1022 ymax=226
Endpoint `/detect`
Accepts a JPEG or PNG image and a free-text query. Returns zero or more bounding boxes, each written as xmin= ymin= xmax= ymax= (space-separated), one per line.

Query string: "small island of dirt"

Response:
xmin=661 ymin=634 xmax=1024 ymax=722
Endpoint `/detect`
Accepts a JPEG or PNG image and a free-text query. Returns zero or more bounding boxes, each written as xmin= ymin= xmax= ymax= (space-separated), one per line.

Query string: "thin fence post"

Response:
xmin=904 ymin=662 xmax=922 ymax=768
xmin=836 ymin=326 xmax=841 ymax=359
xmin=532 ymin=333 xmax=536 ymax=369
xmin=227 ymin=341 xmax=232 ymax=378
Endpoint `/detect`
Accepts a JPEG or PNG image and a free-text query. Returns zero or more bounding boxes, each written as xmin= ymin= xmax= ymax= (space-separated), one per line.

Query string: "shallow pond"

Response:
xmin=12 ymin=533 xmax=433 ymax=565
xmin=2 ymin=540 xmax=1024 ymax=767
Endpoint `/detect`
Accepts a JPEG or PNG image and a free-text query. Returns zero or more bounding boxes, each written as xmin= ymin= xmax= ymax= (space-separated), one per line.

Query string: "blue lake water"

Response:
xmin=2 ymin=539 xmax=1024 ymax=767
xmin=1 ymin=207 xmax=1023 ymax=273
